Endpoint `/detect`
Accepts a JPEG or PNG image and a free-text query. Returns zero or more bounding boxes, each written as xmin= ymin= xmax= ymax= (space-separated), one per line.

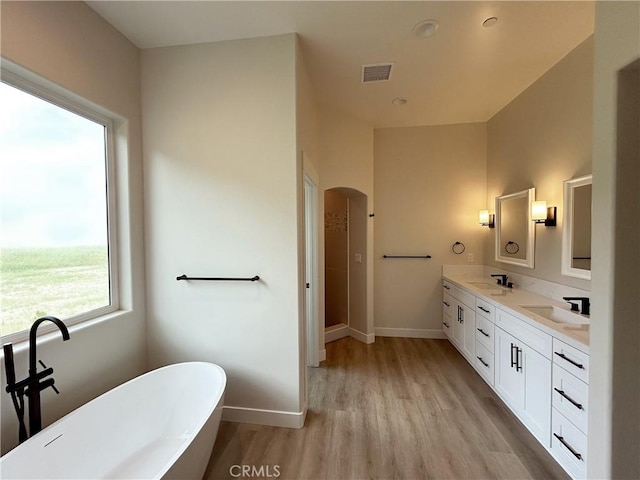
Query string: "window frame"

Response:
xmin=0 ymin=62 xmax=120 ymax=343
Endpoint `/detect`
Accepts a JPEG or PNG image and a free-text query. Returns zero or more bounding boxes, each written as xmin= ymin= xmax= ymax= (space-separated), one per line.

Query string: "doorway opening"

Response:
xmin=324 ymin=187 xmax=369 ymax=344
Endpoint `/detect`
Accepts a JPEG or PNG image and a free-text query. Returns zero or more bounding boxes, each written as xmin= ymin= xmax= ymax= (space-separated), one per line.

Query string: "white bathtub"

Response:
xmin=0 ymin=362 xmax=226 ymax=479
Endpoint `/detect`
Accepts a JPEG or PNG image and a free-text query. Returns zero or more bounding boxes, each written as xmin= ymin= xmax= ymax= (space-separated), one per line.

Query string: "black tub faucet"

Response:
xmin=563 ymin=297 xmax=590 ymax=316
xmin=3 ymin=316 xmax=70 ymax=442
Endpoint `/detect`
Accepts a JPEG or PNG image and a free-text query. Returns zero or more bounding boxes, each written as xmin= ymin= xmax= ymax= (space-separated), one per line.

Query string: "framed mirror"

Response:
xmin=495 ymin=187 xmax=535 ymax=268
xmin=562 ymin=175 xmax=592 ymax=280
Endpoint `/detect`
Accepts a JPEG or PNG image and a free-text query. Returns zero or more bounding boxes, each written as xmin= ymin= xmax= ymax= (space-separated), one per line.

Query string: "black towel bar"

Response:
xmin=382 ymin=255 xmax=432 ymax=259
xmin=176 ymin=274 xmax=260 ymax=282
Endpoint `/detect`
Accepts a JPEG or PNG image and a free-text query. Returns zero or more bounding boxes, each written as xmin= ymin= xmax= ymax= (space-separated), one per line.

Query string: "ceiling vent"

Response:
xmin=362 ymin=63 xmax=394 ymax=83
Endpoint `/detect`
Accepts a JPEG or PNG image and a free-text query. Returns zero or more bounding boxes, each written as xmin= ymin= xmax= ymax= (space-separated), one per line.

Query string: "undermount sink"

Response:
xmin=521 ymin=305 xmax=589 ymax=325
xmin=467 ymin=281 xmax=500 ymax=290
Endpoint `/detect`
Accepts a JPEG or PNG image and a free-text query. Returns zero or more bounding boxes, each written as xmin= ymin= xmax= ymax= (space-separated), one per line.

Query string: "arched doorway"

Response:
xmin=324 ymin=187 xmax=369 ymax=343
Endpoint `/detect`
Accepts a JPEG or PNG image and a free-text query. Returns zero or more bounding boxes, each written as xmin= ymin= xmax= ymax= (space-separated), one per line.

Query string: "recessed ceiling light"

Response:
xmin=412 ymin=19 xmax=439 ymax=38
xmin=482 ymin=17 xmax=498 ymax=28
xmin=392 ymin=97 xmax=408 ymax=106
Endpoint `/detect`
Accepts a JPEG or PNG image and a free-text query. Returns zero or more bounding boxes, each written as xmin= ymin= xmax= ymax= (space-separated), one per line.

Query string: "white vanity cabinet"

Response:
xmin=550 ymin=338 xmax=590 ymax=479
xmin=495 ymin=322 xmax=551 ymax=446
xmin=442 ymin=281 xmax=476 ymax=362
xmin=442 ymin=281 xmax=454 ymax=340
xmin=442 ymin=275 xmax=589 ymax=480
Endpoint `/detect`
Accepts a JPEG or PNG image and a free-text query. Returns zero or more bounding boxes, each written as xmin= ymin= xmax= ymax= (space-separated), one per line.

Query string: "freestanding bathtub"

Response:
xmin=0 ymin=362 xmax=226 ymax=479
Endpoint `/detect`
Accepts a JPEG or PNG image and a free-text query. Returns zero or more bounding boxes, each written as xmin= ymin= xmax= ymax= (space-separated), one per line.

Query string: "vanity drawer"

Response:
xmin=442 ymin=293 xmax=454 ymax=317
xmin=551 ymin=409 xmax=587 ymax=479
xmin=442 ymin=280 xmax=453 ymax=293
xmin=475 ymin=316 xmax=495 ymax=353
xmin=453 ymin=287 xmax=475 ymax=310
xmin=442 ymin=313 xmax=453 ymax=338
xmin=552 ymin=338 xmax=589 ymax=384
xmin=552 ymin=364 xmax=588 ymax=434
xmin=475 ymin=342 xmax=494 ymax=386
xmin=475 ymin=297 xmax=495 ymax=322
xmin=496 ymin=308 xmax=552 ymax=359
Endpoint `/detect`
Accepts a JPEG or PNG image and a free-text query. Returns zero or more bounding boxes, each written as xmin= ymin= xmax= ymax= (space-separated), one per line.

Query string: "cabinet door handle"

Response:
xmin=478 ymin=306 xmax=490 ymax=313
xmin=443 ymin=301 xmax=450 ymax=307
xmin=443 ymin=322 xmax=450 ymax=328
xmin=444 ymin=285 xmax=451 ymax=290
xmin=554 ymin=388 xmax=584 ymax=410
xmin=510 ymin=343 xmax=517 ymax=368
xmin=516 ymin=347 xmax=523 ymax=372
xmin=554 ymin=352 xmax=585 ymax=370
xmin=553 ymin=433 xmax=583 ymax=461
xmin=459 ymin=306 xmax=464 ymax=324
xmin=477 ymin=328 xmax=489 ymax=337
xmin=477 ymin=356 xmax=489 ymax=368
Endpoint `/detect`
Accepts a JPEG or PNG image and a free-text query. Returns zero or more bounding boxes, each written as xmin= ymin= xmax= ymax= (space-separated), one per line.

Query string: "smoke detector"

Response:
xmin=362 ymin=63 xmax=394 ymax=83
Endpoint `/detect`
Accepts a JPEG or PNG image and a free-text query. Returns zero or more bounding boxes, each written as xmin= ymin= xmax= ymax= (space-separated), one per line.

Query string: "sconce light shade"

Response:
xmin=479 ymin=210 xmax=495 ymax=228
xmin=532 ymin=201 xmax=557 ymax=226
xmin=532 ymin=201 xmax=548 ymax=221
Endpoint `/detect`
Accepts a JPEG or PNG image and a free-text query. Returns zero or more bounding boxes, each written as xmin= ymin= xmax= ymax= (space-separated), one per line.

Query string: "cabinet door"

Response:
xmin=521 ymin=344 xmax=552 ymax=445
xmin=495 ymin=327 xmax=524 ymax=411
xmin=460 ymin=302 xmax=476 ymax=362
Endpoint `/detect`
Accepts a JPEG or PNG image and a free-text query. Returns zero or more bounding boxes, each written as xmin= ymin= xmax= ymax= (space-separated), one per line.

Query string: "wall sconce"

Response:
xmin=532 ymin=201 xmax=556 ymax=226
xmin=479 ymin=209 xmax=495 ymax=228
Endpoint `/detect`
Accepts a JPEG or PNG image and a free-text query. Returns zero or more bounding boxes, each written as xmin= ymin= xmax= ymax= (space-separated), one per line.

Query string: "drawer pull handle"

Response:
xmin=444 ymin=285 xmax=451 ymax=290
xmin=553 ymin=433 xmax=583 ymax=461
xmin=443 ymin=322 xmax=450 ymax=328
xmin=554 ymin=388 xmax=584 ymax=410
xmin=477 ymin=328 xmax=489 ymax=337
xmin=478 ymin=306 xmax=491 ymax=313
xmin=554 ymin=352 xmax=585 ymax=370
xmin=477 ymin=356 xmax=489 ymax=368
xmin=443 ymin=301 xmax=450 ymax=307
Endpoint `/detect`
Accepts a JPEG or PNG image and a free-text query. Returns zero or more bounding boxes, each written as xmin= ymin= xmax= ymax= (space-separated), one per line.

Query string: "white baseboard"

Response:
xmin=222 ymin=404 xmax=306 ymax=429
xmin=349 ymin=327 xmax=375 ymax=344
xmin=319 ymin=349 xmax=326 ymax=362
xmin=325 ymin=324 xmax=350 ymax=343
xmin=375 ymin=327 xmax=446 ymax=339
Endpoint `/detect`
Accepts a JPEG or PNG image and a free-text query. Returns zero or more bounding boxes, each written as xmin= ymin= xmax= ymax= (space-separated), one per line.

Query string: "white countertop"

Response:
xmin=443 ymin=272 xmax=589 ymax=353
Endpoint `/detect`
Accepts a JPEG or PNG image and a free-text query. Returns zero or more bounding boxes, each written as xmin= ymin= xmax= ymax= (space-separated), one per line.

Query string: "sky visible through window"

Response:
xmin=0 ymin=81 xmax=111 ymax=336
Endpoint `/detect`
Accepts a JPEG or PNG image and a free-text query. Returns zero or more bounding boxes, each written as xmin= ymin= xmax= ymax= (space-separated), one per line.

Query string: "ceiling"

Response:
xmin=87 ymin=1 xmax=595 ymax=128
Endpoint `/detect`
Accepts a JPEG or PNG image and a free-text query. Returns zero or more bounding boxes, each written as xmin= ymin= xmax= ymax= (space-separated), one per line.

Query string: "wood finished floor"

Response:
xmin=204 ymin=337 xmax=569 ymax=480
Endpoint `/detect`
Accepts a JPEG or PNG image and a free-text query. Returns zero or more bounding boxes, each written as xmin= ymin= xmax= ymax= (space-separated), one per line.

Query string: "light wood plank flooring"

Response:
xmin=205 ymin=337 xmax=569 ymax=479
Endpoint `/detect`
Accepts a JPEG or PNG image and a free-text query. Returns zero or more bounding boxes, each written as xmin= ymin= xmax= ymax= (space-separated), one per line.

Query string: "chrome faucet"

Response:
xmin=562 ymin=297 xmax=590 ymax=316
xmin=3 ymin=316 xmax=70 ymax=442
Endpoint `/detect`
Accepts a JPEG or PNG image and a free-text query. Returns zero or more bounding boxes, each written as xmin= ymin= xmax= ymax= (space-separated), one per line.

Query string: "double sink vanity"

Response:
xmin=442 ymin=272 xmax=589 ymax=479
xmin=442 ymin=174 xmax=593 ymax=479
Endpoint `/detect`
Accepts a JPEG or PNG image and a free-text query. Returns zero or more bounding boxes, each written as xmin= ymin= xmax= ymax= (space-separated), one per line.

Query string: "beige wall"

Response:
xmin=318 ymin=106 xmax=375 ymax=341
xmin=0 ymin=1 xmax=147 ymax=452
xmin=141 ymin=34 xmax=305 ymax=426
xmin=486 ymin=36 xmax=594 ymax=289
xmin=373 ymin=123 xmax=487 ymax=335
xmin=589 ymin=2 xmax=640 ymax=478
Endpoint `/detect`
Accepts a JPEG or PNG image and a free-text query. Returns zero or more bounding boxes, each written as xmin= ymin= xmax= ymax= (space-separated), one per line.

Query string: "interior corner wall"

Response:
xmin=0 ymin=1 xmax=146 ymax=453
xmin=141 ymin=34 xmax=304 ymax=425
xmin=373 ymin=124 xmax=487 ymax=337
xmin=295 ymin=35 xmax=319 ymax=401
xmin=590 ymin=2 xmax=640 ymax=478
xmin=317 ymin=106 xmax=375 ymax=341
xmin=486 ymin=36 xmax=594 ymax=289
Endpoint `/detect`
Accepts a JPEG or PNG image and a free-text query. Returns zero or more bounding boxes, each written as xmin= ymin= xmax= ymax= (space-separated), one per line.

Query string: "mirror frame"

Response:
xmin=495 ymin=187 xmax=536 ymax=268
xmin=562 ymin=174 xmax=592 ymax=280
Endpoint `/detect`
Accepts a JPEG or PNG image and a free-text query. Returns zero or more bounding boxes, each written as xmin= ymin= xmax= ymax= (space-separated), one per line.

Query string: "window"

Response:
xmin=0 ymin=74 xmax=117 ymax=339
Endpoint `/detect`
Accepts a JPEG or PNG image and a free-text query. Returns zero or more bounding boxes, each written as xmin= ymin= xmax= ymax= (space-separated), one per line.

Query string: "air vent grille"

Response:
xmin=362 ymin=63 xmax=394 ymax=83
